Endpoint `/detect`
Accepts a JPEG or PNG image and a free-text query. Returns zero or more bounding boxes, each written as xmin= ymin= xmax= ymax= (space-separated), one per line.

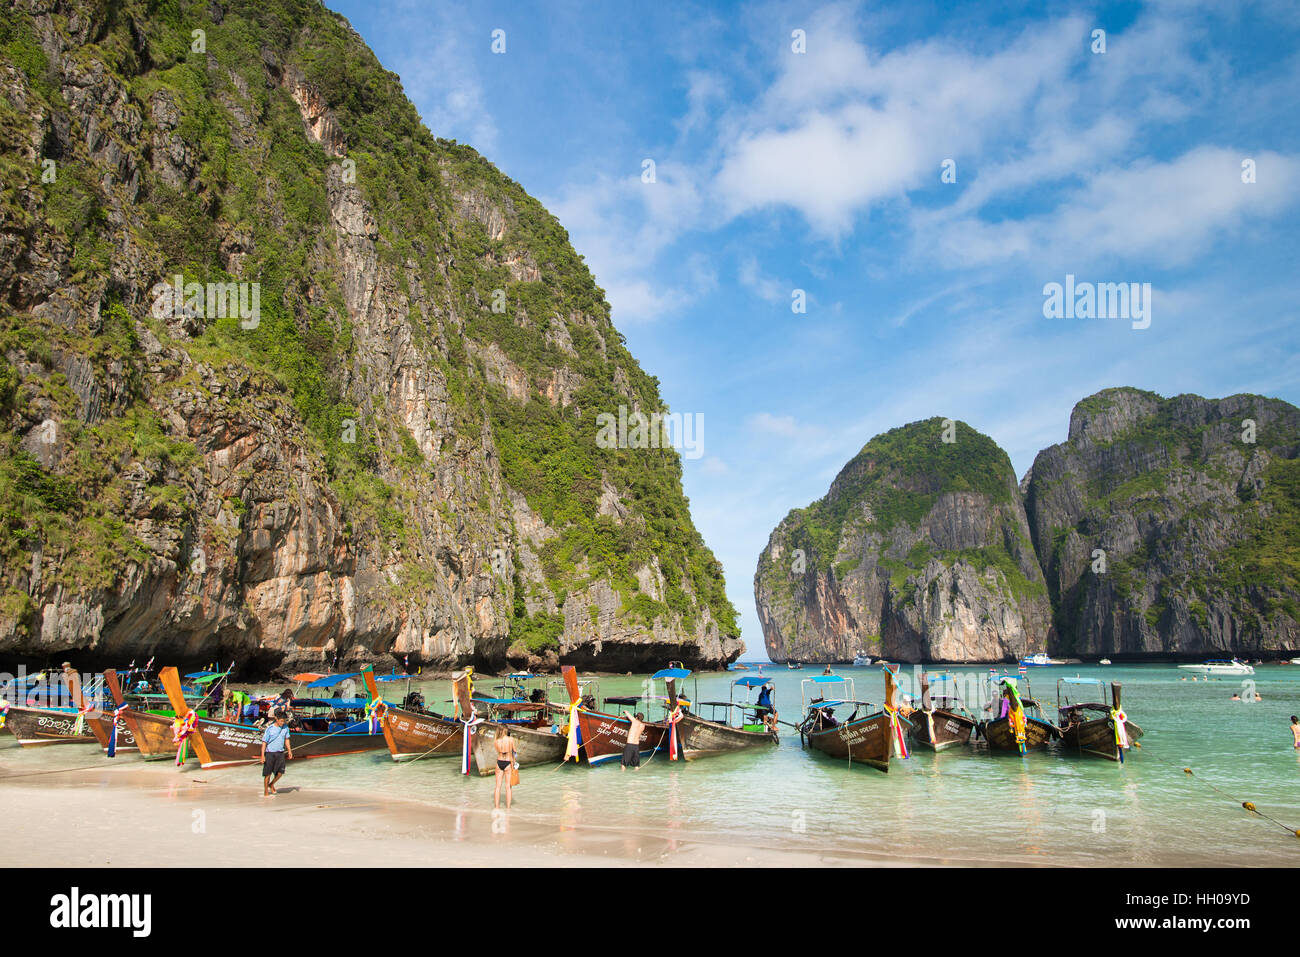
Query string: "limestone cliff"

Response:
xmin=1026 ymin=388 xmax=1300 ymax=658
xmin=754 ymin=418 xmax=1052 ymax=663
xmin=0 ymin=0 xmax=739 ymax=673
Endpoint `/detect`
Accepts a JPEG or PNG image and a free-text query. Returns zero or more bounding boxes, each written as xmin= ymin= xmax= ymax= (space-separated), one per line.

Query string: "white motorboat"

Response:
xmin=1099 ymin=658 xmax=1112 ymax=665
xmin=852 ymin=651 xmax=872 ymax=667
xmin=1018 ymin=652 xmax=1064 ymax=666
xmin=1177 ymin=658 xmax=1255 ymax=676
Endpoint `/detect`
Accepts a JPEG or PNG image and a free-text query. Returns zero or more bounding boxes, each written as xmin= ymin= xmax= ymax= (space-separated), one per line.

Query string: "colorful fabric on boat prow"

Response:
xmin=172 ymin=710 xmax=198 ymax=765
xmin=666 ymin=706 xmax=684 ymax=760
xmin=563 ymin=699 xmax=582 ymax=762
xmin=107 ymin=703 xmax=129 ymax=757
xmin=460 ymin=706 xmax=483 ymax=775
xmin=1110 ymin=707 xmax=1129 ymax=762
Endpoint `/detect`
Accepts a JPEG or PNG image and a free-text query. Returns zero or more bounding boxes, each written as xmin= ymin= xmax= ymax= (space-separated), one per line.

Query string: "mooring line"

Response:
xmin=1142 ymin=746 xmax=1300 ymax=838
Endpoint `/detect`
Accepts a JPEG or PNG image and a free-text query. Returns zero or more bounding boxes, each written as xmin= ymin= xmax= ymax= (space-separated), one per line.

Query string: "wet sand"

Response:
xmin=0 ymin=750 xmax=924 ymax=868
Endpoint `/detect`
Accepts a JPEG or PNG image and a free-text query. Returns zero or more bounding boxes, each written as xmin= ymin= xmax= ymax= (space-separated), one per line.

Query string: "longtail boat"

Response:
xmin=978 ymin=673 xmax=1059 ymax=753
xmin=463 ymin=668 xmax=574 ymax=775
xmin=797 ymin=665 xmax=911 ymax=772
xmin=158 ymin=667 xmax=387 ymax=768
xmin=102 ymin=668 xmax=222 ymax=761
xmin=2 ymin=668 xmax=101 ymax=747
xmin=571 ymin=667 xmax=678 ymax=766
xmin=908 ymin=671 xmax=976 ymax=752
xmin=362 ymin=667 xmax=469 ymax=762
xmin=1056 ymin=678 xmax=1141 ymax=762
xmin=676 ymin=674 xmax=779 ymax=758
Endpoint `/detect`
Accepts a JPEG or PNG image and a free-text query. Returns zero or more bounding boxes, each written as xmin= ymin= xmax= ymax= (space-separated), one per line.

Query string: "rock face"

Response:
xmin=754 ymin=418 xmax=1052 ymax=663
xmin=757 ymin=390 xmax=1300 ymax=664
xmin=1025 ymin=388 xmax=1300 ymax=658
xmin=0 ymin=0 xmax=739 ymax=673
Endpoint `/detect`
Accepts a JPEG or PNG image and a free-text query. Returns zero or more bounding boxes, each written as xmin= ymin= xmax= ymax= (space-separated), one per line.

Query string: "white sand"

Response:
xmin=0 ymin=755 xmax=929 ymax=867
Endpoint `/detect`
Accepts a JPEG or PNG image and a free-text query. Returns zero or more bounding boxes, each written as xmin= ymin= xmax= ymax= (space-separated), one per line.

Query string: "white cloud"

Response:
xmin=929 ymin=147 xmax=1300 ymax=269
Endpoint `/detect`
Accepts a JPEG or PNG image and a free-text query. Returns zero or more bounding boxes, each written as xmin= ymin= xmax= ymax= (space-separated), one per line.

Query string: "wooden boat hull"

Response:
xmin=377 ymin=706 xmax=463 ymax=761
xmin=1061 ymin=716 xmax=1143 ymax=761
xmin=575 ymin=709 xmax=673 ymax=765
xmin=183 ymin=716 xmax=388 ymax=769
xmin=678 ymin=713 xmax=778 ymax=758
xmin=121 ymin=709 xmax=188 ymax=761
xmin=470 ymin=722 xmax=568 ymax=775
xmin=3 ymin=706 xmax=98 ymax=746
xmin=980 ymin=715 xmax=1058 ymax=752
xmin=804 ymin=711 xmax=893 ymax=771
xmin=85 ymin=710 xmax=139 ymax=755
xmin=908 ymin=709 xmax=975 ymax=752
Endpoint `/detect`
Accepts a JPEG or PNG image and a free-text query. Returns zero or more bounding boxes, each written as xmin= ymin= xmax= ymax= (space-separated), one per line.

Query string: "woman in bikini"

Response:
xmin=494 ymin=725 xmax=517 ymax=810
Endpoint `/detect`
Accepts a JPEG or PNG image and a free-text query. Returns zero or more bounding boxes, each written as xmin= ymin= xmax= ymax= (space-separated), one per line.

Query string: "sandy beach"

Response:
xmin=0 ymin=748 xmax=932 ymax=868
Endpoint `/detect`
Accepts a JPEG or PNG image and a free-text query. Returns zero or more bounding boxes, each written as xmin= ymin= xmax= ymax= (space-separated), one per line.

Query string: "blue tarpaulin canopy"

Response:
xmin=185 ymin=671 xmax=218 ymax=679
xmin=652 ymin=668 xmax=692 ymax=680
xmin=1059 ymin=677 xmax=1104 ymax=685
xmin=807 ymin=675 xmax=844 ymax=684
xmin=305 ymin=672 xmax=361 ymax=688
xmin=289 ymin=697 xmax=368 ymax=709
xmin=733 ymin=676 xmax=773 ymax=687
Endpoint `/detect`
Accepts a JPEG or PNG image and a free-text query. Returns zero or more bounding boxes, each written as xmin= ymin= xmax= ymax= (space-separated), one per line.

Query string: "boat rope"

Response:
xmin=0 ymin=764 xmax=123 ymax=780
xmin=1142 ymin=748 xmax=1300 ymax=839
xmin=385 ymin=718 xmax=461 ymax=766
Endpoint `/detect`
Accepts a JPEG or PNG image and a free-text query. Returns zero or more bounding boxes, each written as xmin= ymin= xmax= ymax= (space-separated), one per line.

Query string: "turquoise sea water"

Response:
xmin=5 ymin=663 xmax=1300 ymax=865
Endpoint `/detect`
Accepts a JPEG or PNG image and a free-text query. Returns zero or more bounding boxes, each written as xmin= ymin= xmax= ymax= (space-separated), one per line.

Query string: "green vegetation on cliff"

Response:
xmin=0 ymin=0 xmax=737 ymax=659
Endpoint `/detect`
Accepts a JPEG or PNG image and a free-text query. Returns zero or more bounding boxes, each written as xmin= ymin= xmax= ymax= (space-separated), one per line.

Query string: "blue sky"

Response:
xmin=329 ymin=0 xmax=1300 ymax=657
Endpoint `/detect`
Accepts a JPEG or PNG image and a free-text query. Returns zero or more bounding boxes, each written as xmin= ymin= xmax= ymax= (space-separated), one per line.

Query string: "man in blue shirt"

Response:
xmin=261 ymin=712 xmax=293 ymax=796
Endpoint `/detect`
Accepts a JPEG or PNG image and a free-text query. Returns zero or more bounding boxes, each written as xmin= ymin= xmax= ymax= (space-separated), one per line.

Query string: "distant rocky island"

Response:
xmin=756 ymin=388 xmax=1300 ymax=663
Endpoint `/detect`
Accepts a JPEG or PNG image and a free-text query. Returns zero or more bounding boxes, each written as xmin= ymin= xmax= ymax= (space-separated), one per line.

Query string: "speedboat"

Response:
xmin=1018 ymin=653 xmax=1062 ymax=667
xmin=1177 ymin=658 xmax=1254 ymax=676
xmin=852 ymin=651 xmax=872 ymax=667
xmin=1098 ymin=658 xmax=1112 ymax=665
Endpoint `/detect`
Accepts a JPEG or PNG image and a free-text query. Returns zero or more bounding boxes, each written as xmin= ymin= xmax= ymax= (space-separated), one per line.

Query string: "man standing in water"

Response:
xmin=621 ymin=710 xmax=645 ymax=770
xmin=493 ymin=726 xmax=517 ymax=810
xmin=260 ymin=711 xmax=293 ymax=796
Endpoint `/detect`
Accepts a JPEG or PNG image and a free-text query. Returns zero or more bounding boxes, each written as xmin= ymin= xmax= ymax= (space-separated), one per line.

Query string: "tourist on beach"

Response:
xmin=260 ymin=712 xmax=293 ymax=796
xmin=494 ymin=726 xmax=517 ymax=810
xmin=1291 ymin=716 xmax=1300 ymax=749
xmin=621 ymin=711 xmax=645 ymax=770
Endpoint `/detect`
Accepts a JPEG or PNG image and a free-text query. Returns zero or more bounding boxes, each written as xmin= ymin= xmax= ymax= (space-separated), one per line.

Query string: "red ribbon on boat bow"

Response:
xmin=666 ymin=706 xmax=684 ymax=761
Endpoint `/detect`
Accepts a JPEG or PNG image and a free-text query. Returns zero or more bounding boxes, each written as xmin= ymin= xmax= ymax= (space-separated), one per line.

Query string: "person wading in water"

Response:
xmin=494 ymin=725 xmax=517 ymax=810
xmin=621 ymin=710 xmax=645 ymax=771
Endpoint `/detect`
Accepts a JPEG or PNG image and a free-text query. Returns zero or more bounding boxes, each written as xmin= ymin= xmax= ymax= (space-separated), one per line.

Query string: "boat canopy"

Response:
xmin=652 ymin=667 xmax=692 ymax=680
xmin=289 ymin=696 xmax=368 ymax=709
xmin=733 ymin=676 xmax=772 ymax=687
xmin=807 ymin=674 xmax=843 ymax=684
xmin=470 ymin=695 xmax=528 ymax=705
xmin=1059 ymin=676 xmax=1104 ymax=685
xmin=304 ymin=672 xmax=361 ymax=688
xmin=185 ymin=671 xmax=219 ymax=679
xmin=191 ymin=673 xmax=226 ymax=686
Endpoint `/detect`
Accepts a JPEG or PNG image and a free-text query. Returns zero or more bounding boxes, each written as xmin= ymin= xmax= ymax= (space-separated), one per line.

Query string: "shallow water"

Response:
xmin=5 ymin=663 xmax=1299 ymax=865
